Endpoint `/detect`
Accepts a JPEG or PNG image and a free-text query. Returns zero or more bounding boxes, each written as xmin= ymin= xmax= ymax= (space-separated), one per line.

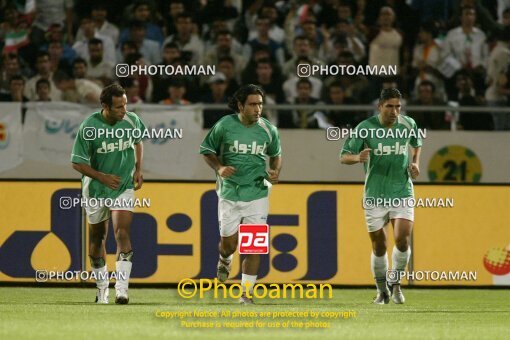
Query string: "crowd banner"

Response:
xmin=131 ymin=104 xmax=203 ymax=178
xmin=23 ymin=102 xmax=86 ymax=165
xmin=0 ymin=103 xmax=23 ymax=173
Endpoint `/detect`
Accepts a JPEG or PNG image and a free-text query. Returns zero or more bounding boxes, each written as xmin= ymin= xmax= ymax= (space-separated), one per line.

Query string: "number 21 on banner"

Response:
xmin=238 ymin=224 xmax=269 ymax=254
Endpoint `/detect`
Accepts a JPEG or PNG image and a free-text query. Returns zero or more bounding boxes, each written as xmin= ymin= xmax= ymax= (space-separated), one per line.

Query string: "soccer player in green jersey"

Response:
xmin=341 ymin=88 xmax=422 ymax=305
xmin=71 ymin=84 xmax=145 ymax=304
xmin=200 ymin=84 xmax=282 ymax=304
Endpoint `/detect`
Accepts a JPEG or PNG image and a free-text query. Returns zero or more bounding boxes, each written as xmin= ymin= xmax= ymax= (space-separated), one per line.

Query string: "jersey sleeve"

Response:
xmin=134 ymin=115 xmax=146 ymax=144
xmin=340 ymin=125 xmax=364 ymax=156
xmin=199 ymin=122 xmax=223 ymax=154
xmin=71 ymin=123 xmax=92 ymax=165
xmin=410 ymin=119 xmax=423 ymax=148
xmin=267 ymin=126 xmax=281 ymax=157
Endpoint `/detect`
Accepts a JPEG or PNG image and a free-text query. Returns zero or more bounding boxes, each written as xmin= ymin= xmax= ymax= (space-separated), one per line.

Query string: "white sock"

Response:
xmin=241 ymin=274 xmax=257 ymax=294
xmin=371 ymin=252 xmax=389 ymax=293
xmin=115 ymin=261 xmax=132 ymax=290
xmin=92 ymin=265 xmax=109 ymax=289
xmin=220 ymin=253 xmax=233 ymax=264
xmin=392 ymin=246 xmax=411 ymax=272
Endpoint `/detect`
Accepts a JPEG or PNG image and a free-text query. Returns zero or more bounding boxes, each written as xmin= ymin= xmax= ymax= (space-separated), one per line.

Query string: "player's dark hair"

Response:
xmin=378 ymin=88 xmax=402 ymax=104
xmin=227 ymin=84 xmax=265 ymax=113
xmin=100 ymin=83 xmax=126 ymax=109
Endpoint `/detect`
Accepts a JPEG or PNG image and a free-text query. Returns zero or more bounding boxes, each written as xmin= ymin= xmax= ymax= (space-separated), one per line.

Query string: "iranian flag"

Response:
xmin=3 ymin=29 xmax=30 ymax=53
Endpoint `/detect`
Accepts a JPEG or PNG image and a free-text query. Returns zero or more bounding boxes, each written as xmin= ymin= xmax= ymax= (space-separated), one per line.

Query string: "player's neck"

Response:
xmin=238 ymin=113 xmax=255 ymax=126
xmin=378 ymin=114 xmax=396 ymax=128
xmin=101 ymin=110 xmax=116 ymax=125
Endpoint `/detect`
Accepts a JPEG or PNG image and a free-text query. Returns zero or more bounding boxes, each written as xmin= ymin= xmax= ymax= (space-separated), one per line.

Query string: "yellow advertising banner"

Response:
xmin=0 ymin=182 xmax=509 ymax=285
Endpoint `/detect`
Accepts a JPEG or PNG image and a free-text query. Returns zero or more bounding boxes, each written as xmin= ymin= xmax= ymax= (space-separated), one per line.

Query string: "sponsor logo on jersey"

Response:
xmin=96 ymin=139 xmax=133 ymax=153
xmin=229 ymin=140 xmax=267 ymax=155
xmin=374 ymin=142 xmax=407 ymax=155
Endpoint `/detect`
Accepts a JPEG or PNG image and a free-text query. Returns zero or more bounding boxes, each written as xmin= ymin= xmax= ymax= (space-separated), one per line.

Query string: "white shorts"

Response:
xmin=364 ymin=204 xmax=414 ymax=233
xmin=218 ymin=196 xmax=269 ymax=237
xmin=84 ymin=189 xmax=135 ymax=224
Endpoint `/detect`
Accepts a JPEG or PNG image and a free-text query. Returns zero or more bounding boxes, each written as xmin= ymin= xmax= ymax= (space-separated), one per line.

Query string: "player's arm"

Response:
xmin=268 ymin=156 xmax=282 ymax=184
xmin=133 ymin=142 xmax=143 ymax=190
xmin=409 ymin=146 xmax=421 ymax=179
xmin=71 ymin=163 xmax=120 ymax=190
xmin=202 ymin=153 xmax=236 ymax=178
xmin=341 ymin=148 xmax=371 ymax=164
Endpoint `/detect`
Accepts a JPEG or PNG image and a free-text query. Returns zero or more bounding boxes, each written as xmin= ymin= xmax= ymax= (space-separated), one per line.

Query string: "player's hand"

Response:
xmin=218 ymin=166 xmax=236 ymax=178
xmin=133 ymin=170 xmax=143 ymax=190
xmin=268 ymin=169 xmax=280 ymax=184
xmin=358 ymin=148 xmax=371 ymax=163
xmin=100 ymin=173 xmax=121 ymax=190
xmin=409 ymin=163 xmax=420 ymax=179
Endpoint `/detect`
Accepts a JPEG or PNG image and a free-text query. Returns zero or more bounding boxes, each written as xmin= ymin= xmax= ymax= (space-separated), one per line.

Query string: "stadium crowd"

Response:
xmin=0 ymin=0 xmax=509 ymax=130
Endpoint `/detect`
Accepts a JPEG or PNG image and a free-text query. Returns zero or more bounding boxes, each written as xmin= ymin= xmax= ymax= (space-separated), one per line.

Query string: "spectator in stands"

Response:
xmin=47 ymin=40 xmax=72 ymax=75
xmin=73 ymin=16 xmax=117 ymax=65
xmin=245 ymin=2 xmax=285 ymax=44
xmin=24 ymin=52 xmax=62 ymax=101
xmin=35 ymin=78 xmax=51 ymax=102
xmin=283 ymin=57 xmax=323 ymax=103
xmin=217 ymin=56 xmax=240 ymax=98
xmin=119 ymin=41 xmax=138 ymax=63
xmin=30 ymin=0 xmax=74 ymax=45
xmin=75 ymin=4 xmax=119 ymax=47
xmin=486 ymin=27 xmax=510 ymax=129
xmin=201 ymin=72 xmax=229 ymax=128
xmin=411 ymin=21 xmax=445 ymax=99
xmin=241 ymin=45 xmax=275 ymax=84
xmin=124 ymin=52 xmax=153 ymax=102
xmin=408 ymin=80 xmax=450 ymax=130
xmin=326 ymin=19 xmax=366 ymax=63
xmin=202 ymin=30 xmax=247 ymax=76
xmin=53 ymin=70 xmax=101 ymax=105
xmin=291 ymin=78 xmax=328 ymax=129
xmin=0 ymin=54 xmax=25 ymax=95
xmin=86 ymin=38 xmax=114 ymax=86
xmin=367 ymin=7 xmax=403 ymax=96
xmin=163 ymin=13 xmax=204 ymax=65
xmin=119 ymin=0 xmax=164 ymax=46
xmin=72 ymin=57 xmax=103 ymax=87
xmin=1 ymin=5 xmax=31 ymax=56
xmin=124 ymin=20 xmax=162 ymax=66
xmin=454 ymin=71 xmax=494 ymax=130
xmin=324 ymin=81 xmax=361 ymax=128
xmin=244 ymin=16 xmax=285 ymax=68
xmin=160 ymin=78 xmax=190 ymax=105
xmin=120 ymin=78 xmax=143 ymax=104
xmin=297 ymin=18 xmax=324 ymax=59
xmin=163 ymin=1 xmax=185 ymax=36
xmin=0 ymin=75 xmax=28 ymax=103
xmin=253 ymin=58 xmax=285 ymax=104
xmin=200 ymin=0 xmax=239 ymax=26
xmin=442 ymin=6 xmax=488 ymax=94
xmin=283 ymin=36 xmax=324 ymax=78
xmin=43 ymin=23 xmax=77 ymax=67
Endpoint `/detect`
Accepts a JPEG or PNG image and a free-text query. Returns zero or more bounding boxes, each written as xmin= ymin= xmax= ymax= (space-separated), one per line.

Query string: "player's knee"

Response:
xmin=220 ymin=240 xmax=237 ymax=255
xmin=395 ymin=239 xmax=410 ymax=252
xmin=90 ymin=231 xmax=106 ymax=245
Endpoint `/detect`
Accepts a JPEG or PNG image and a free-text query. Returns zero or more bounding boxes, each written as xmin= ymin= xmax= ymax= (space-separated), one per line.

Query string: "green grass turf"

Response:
xmin=0 ymin=288 xmax=509 ymax=339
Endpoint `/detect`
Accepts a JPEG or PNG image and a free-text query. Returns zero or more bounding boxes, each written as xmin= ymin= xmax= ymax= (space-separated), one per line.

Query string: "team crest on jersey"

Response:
xmin=97 ymin=139 xmax=133 ymax=153
xmin=374 ymin=142 xmax=407 ymax=155
xmin=229 ymin=140 xmax=267 ymax=155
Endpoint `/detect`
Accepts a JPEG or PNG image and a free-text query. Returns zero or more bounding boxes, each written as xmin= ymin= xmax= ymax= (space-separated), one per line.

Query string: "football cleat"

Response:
xmin=95 ymin=287 xmax=109 ymax=304
xmin=217 ymin=258 xmax=231 ymax=283
xmin=373 ymin=290 xmax=390 ymax=305
xmin=391 ymin=284 xmax=405 ymax=304
xmin=115 ymin=288 xmax=129 ymax=304
xmin=239 ymin=293 xmax=254 ymax=305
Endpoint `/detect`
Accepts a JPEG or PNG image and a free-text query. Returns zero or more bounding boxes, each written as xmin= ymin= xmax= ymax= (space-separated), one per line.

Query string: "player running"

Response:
xmin=71 ymin=84 xmax=145 ymax=304
xmin=200 ymin=84 xmax=282 ymax=305
xmin=340 ymin=88 xmax=422 ymax=304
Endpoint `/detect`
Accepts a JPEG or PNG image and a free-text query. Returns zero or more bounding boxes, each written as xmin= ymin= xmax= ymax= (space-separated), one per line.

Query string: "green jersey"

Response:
xmin=71 ymin=111 xmax=146 ymax=199
xmin=341 ymin=115 xmax=422 ymax=199
xmin=200 ymin=114 xmax=282 ymax=202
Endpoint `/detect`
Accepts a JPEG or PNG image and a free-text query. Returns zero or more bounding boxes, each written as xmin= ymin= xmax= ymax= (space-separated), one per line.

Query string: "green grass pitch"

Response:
xmin=0 ymin=287 xmax=509 ymax=339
